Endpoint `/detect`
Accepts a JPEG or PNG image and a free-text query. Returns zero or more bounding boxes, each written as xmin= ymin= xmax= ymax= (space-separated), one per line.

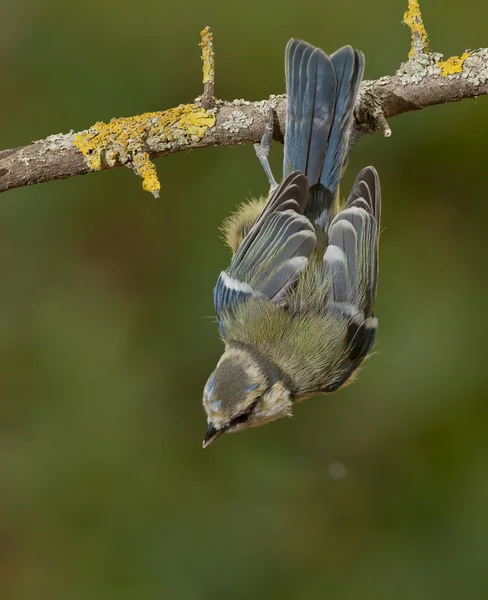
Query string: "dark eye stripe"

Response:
xmin=233 ymin=413 xmax=249 ymax=425
xmin=230 ymin=397 xmax=261 ymax=427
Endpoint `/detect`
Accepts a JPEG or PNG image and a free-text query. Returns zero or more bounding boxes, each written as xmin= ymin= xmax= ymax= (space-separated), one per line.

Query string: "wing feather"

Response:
xmin=214 ymin=172 xmax=316 ymax=325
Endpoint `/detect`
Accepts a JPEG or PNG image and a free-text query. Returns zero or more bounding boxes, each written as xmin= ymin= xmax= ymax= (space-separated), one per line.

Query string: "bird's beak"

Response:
xmin=202 ymin=424 xmax=223 ymax=448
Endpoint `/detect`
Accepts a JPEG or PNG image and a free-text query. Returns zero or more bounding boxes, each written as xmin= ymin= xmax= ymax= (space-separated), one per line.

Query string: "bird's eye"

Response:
xmin=231 ymin=397 xmax=262 ymax=426
xmin=234 ymin=413 xmax=249 ymax=424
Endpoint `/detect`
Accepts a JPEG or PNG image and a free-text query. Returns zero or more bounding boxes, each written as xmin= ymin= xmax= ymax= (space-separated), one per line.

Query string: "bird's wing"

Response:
xmin=321 ymin=166 xmax=381 ymax=388
xmin=324 ymin=166 xmax=380 ymax=317
xmin=214 ymin=172 xmax=316 ymax=323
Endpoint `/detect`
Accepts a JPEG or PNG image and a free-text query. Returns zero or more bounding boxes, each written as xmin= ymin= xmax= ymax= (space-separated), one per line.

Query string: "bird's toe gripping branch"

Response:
xmin=73 ymin=28 xmax=217 ymax=198
xmin=254 ymin=106 xmax=278 ymax=191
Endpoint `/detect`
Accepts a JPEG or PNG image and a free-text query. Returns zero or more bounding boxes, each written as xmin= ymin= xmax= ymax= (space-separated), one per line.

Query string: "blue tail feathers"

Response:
xmin=283 ymin=39 xmax=364 ymax=227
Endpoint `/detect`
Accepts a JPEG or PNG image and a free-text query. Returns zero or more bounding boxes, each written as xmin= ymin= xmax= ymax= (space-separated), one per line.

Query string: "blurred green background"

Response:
xmin=1 ymin=0 xmax=488 ymax=598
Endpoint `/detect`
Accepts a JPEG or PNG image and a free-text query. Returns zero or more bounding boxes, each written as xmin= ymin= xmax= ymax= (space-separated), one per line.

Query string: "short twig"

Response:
xmin=200 ymin=26 xmax=215 ymax=108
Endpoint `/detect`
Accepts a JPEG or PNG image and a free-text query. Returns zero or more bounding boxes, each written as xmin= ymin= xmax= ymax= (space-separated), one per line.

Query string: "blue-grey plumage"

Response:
xmin=284 ymin=40 xmax=364 ymax=229
xmin=202 ymin=39 xmax=380 ymax=448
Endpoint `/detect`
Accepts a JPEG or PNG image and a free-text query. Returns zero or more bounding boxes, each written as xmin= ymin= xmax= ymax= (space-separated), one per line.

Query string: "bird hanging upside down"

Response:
xmin=202 ymin=39 xmax=381 ymax=448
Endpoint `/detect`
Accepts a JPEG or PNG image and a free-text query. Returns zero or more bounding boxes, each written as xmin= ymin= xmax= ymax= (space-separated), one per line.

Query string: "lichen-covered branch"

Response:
xmin=1 ymin=2 xmax=488 ymax=197
xmin=404 ymin=0 xmax=430 ymax=58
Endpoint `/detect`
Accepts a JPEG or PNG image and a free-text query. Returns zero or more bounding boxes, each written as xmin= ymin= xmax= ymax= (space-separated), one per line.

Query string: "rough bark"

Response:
xmin=1 ymin=16 xmax=487 ymax=196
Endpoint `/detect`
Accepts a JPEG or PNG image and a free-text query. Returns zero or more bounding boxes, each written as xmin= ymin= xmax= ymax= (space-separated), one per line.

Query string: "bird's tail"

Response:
xmin=283 ymin=39 xmax=364 ymax=228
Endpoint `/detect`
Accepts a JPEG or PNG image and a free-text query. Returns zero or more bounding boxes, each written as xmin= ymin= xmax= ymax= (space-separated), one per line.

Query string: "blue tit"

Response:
xmin=202 ymin=39 xmax=381 ymax=448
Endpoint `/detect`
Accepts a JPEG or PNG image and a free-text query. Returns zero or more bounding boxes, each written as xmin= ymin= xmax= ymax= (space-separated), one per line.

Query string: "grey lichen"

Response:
xmin=396 ymin=52 xmax=444 ymax=85
xmin=462 ymin=49 xmax=488 ymax=86
xmin=221 ymin=110 xmax=254 ymax=133
xmin=253 ymin=95 xmax=285 ymax=116
xmin=44 ymin=131 xmax=78 ymax=152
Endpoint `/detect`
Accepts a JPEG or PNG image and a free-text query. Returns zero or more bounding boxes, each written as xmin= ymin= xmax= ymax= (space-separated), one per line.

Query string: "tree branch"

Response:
xmin=1 ymin=1 xmax=487 ymax=197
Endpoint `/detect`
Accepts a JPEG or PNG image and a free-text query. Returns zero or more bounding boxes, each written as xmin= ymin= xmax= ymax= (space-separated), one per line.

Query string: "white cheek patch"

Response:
xmin=256 ymin=381 xmax=293 ymax=423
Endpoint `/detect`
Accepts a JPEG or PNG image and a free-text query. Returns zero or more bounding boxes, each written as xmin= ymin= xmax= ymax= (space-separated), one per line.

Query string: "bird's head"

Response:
xmin=202 ymin=342 xmax=294 ymax=447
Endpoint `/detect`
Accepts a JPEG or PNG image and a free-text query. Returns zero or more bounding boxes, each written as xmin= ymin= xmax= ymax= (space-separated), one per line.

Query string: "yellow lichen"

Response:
xmin=133 ymin=152 xmax=161 ymax=197
xmin=73 ymin=104 xmax=216 ymax=197
xmin=200 ymin=26 xmax=215 ymax=85
xmin=403 ymin=0 xmax=430 ymax=58
xmin=437 ymin=52 xmax=470 ymax=77
xmin=403 ymin=1 xmax=470 ymax=78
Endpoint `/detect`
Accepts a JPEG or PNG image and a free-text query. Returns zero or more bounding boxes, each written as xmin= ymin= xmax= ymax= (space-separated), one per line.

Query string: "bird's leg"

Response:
xmin=254 ymin=106 xmax=278 ymax=193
